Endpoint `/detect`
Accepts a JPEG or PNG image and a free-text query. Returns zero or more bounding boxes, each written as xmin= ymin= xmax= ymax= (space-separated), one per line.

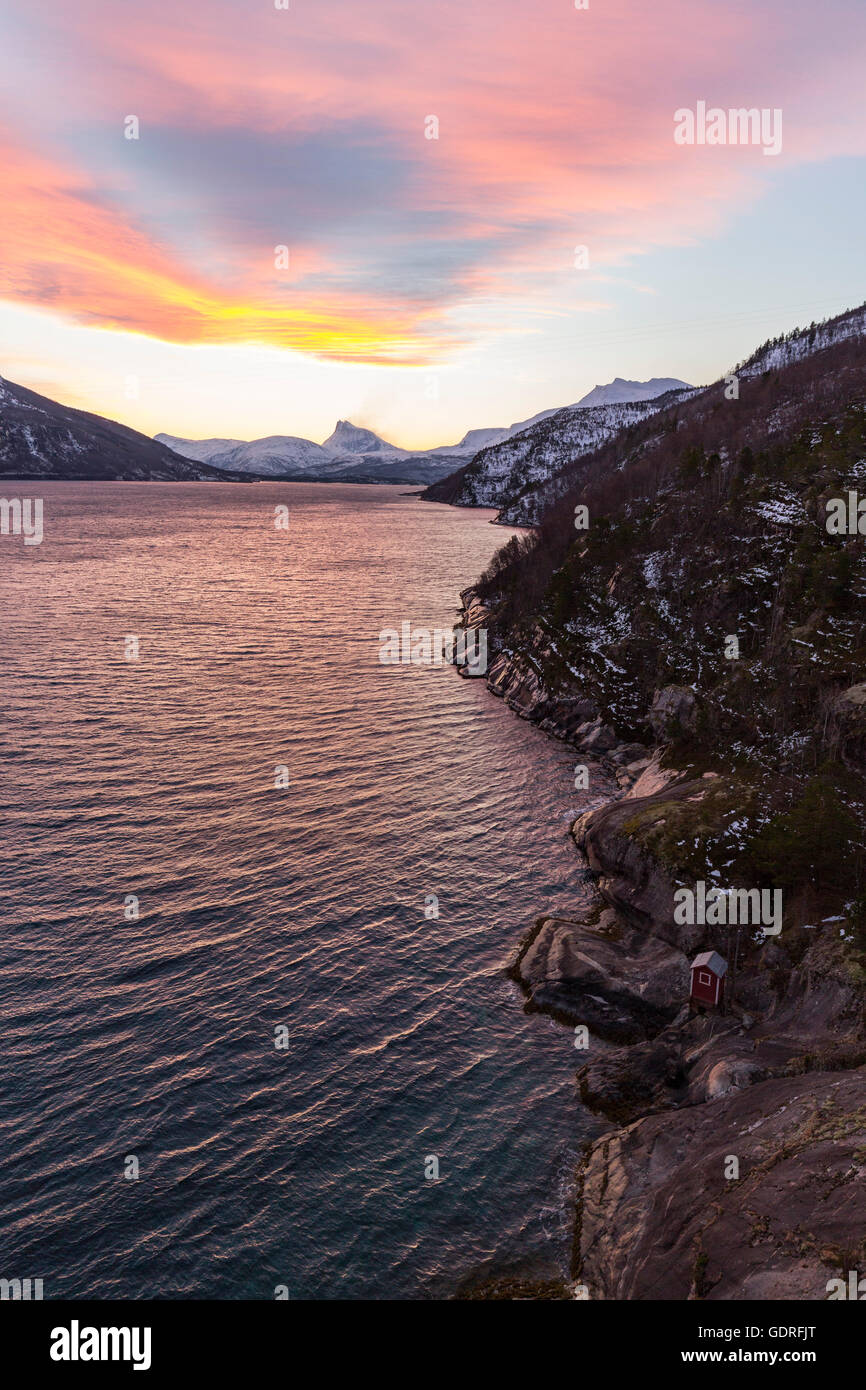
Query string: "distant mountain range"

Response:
xmin=9 ymin=309 xmax=866 ymax=492
xmin=153 ymin=415 xmax=537 ymax=484
xmin=155 ymin=378 xmax=692 ymax=485
xmin=0 ymin=368 xmax=694 ymax=485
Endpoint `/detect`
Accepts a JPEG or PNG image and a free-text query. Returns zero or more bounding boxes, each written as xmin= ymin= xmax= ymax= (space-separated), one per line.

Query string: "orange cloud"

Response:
xmin=0 ymin=0 xmax=863 ymax=366
xmin=0 ymin=131 xmax=465 ymax=363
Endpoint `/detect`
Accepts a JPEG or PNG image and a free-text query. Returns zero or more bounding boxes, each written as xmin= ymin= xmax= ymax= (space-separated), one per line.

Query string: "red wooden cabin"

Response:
xmin=690 ymin=950 xmax=727 ymax=1007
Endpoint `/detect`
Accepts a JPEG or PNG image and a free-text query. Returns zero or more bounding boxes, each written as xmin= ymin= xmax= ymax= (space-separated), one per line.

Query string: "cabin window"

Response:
xmin=698 ymin=971 xmax=712 ymax=986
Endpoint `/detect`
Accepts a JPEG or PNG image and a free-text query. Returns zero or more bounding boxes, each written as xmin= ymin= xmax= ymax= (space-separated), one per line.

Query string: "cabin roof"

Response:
xmin=691 ymin=950 xmax=728 ymax=977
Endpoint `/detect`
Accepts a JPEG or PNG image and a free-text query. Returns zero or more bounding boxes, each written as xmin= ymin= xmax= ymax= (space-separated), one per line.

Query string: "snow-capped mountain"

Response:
xmin=322 ymin=420 xmax=406 ymax=457
xmin=156 ymin=433 xmax=335 ymax=477
xmin=156 ymin=381 xmax=691 ymax=487
xmin=0 ymin=375 xmax=245 ymax=481
xmin=433 ymin=426 xmax=511 ymax=457
xmin=434 ymin=409 xmax=568 ymax=455
xmin=574 ymin=377 xmax=691 ymax=407
xmin=420 ymin=381 xmax=695 ymax=522
xmin=155 ymin=435 xmax=245 ymax=463
xmin=156 ymin=421 xmax=452 ymax=483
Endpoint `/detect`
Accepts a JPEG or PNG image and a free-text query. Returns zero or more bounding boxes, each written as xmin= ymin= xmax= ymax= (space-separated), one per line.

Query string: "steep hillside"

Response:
xmin=739 ymin=303 xmax=866 ymax=379
xmin=0 ymin=376 xmax=247 ymax=481
xmin=467 ymin=315 xmax=866 ymax=1013
xmin=472 ymin=313 xmax=866 ymax=802
xmin=423 ymin=391 xmax=694 ymax=522
xmin=427 ymin=314 xmax=866 ymax=526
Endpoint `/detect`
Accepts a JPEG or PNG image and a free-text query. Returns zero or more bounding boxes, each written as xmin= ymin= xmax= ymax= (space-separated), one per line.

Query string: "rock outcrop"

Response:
xmin=502 ymin=733 xmax=866 ymax=1298
xmin=648 ymin=685 xmax=698 ymax=741
xmin=578 ymin=1066 xmax=866 ymax=1300
xmin=512 ymin=908 xmax=690 ymax=1043
xmin=454 ymin=592 xmax=653 ymax=790
xmin=833 ymin=683 xmax=866 ymax=770
xmin=572 ymin=769 xmax=706 ymax=952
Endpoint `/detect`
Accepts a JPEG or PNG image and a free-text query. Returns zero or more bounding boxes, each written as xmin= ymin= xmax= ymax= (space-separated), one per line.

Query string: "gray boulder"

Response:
xmin=648 ymin=684 xmax=698 ymax=740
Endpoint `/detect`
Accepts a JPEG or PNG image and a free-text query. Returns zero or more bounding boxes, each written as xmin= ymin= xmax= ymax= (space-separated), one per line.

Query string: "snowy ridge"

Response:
xmin=574 ymin=377 xmax=691 ymax=408
xmin=424 ymin=383 xmax=697 ymax=523
xmin=480 ymin=399 xmax=685 ymax=524
xmin=738 ymin=305 xmax=866 ymax=379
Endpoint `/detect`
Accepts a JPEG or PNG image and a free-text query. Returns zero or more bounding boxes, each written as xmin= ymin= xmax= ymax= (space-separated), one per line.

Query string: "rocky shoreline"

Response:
xmin=455 ymin=589 xmax=866 ymax=1301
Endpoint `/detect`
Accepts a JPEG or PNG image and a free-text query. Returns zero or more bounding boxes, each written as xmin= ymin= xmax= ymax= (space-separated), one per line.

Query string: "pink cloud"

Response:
xmin=0 ymin=0 xmax=863 ymax=361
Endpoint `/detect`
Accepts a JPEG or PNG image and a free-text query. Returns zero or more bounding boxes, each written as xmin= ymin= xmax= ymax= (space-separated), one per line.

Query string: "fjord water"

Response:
xmin=0 ymin=482 xmax=608 ymax=1299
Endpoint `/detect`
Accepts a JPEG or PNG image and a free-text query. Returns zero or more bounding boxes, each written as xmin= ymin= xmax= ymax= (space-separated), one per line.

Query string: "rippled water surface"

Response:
xmin=0 ymin=481 xmax=611 ymax=1299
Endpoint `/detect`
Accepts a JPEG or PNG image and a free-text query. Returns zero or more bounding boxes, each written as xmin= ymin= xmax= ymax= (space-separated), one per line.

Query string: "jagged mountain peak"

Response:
xmin=323 ymin=420 xmax=402 ymax=455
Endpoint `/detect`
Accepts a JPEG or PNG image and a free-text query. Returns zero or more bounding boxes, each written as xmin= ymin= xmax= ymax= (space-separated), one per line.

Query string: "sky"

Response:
xmin=0 ymin=0 xmax=864 ymax=449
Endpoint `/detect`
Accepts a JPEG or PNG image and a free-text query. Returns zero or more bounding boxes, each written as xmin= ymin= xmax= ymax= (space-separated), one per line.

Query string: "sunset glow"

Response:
xmin=0 ymin=0 xmax=864 ymax=444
